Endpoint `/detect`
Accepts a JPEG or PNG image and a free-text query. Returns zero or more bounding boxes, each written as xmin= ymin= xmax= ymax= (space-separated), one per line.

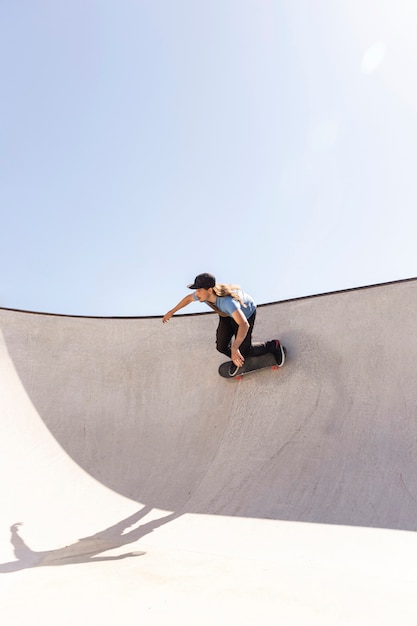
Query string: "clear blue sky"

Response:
xmin=1 ymin=0 xmax=417 ymax=316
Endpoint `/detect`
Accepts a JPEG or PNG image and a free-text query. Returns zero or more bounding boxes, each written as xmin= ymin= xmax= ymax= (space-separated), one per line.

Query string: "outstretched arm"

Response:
xmin=162 ymin=294 xmax=195 ymax=323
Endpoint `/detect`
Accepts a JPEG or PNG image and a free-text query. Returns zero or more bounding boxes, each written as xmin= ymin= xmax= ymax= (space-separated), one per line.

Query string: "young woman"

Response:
xmin=162 ymin=273 xmax=285 ymax=376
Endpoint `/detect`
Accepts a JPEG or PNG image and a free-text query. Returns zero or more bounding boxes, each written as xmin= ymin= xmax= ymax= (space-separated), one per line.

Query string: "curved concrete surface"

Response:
xmin=2 ymin=279 xmax=417 ymax=624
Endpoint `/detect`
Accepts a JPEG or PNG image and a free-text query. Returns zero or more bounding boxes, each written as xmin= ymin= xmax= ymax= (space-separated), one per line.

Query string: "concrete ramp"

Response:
xmin=1 ymin=279 xmax=417 ymax=624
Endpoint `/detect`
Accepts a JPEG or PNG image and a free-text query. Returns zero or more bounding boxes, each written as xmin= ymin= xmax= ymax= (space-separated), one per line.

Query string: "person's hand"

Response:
xmin=231 ymin=346 xmax=245 ymax=367
xmin=162 ymin=311 xmax=173 ymax=324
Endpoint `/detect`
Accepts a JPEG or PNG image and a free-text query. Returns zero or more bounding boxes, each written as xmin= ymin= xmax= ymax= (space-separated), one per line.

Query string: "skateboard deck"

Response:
xmin=218 ymin=348 xmax=286 ymax=380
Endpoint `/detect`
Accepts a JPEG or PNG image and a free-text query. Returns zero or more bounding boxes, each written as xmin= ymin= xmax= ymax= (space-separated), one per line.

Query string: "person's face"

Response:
xmin=195 ymin=287 xmax=212 ymax=302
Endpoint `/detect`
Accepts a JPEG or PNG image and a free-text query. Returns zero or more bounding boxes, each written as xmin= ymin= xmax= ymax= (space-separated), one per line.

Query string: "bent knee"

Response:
xmin=216 ymin=341 xmax=230 ymax=357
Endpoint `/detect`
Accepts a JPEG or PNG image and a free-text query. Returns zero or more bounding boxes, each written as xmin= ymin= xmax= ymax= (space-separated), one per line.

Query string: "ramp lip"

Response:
xmin=1 ymin=275 xmax=416 ymax=320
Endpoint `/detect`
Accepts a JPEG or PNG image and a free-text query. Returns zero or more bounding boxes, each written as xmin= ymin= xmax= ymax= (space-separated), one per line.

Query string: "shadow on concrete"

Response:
xmin=0 ymin=507 xmax=180 ymax=573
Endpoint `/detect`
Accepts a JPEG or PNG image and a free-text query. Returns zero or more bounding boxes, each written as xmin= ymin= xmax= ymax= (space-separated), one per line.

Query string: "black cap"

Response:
xmin=187 ymin=273 xmax=216 ymax=290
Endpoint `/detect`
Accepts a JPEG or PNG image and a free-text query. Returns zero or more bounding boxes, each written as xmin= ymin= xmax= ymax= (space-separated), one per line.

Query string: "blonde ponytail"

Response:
xmin=213 ymin=284 xmax=246 ymax=308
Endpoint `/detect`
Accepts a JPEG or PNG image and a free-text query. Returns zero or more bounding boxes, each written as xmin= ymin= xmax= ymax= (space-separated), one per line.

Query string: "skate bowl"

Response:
xmin=1 ymin=278 xmax=417 ymax=625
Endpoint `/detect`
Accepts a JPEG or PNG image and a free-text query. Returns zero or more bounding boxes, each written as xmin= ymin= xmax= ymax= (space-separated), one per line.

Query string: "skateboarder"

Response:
xmin=162 ymin=272 xmax=285 ymax=376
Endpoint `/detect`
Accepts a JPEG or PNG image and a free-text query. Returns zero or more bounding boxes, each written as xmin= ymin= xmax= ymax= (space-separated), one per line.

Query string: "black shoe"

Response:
xmin=271 ymin=340 xmax=286 ymax=367
xmin=229 ymin=363 xmax=240 ymax=377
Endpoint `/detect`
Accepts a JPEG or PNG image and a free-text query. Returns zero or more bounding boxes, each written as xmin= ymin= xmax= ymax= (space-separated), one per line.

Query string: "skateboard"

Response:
xmin=218 ymin=347 xmax=287 ymax=380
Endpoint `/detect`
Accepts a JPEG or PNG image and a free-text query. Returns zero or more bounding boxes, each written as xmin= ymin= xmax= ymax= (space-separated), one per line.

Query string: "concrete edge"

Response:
xmin=1 ymin=275 xmax=416 ymax=320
